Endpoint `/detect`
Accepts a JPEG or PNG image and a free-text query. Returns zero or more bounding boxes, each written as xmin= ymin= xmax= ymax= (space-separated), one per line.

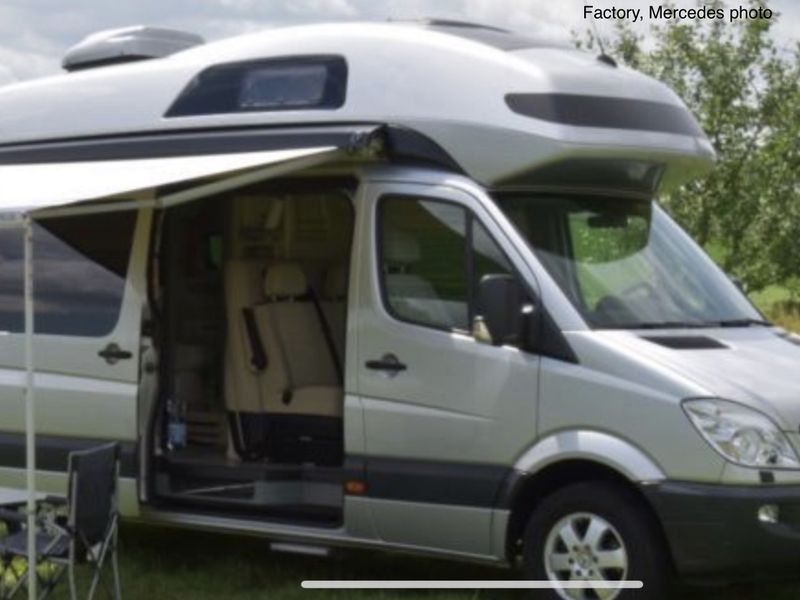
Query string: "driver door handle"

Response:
xmin=365 ymin=353 xmax=407 ymax=373
xmin=98 ymin=343 xmax=133 ymax=365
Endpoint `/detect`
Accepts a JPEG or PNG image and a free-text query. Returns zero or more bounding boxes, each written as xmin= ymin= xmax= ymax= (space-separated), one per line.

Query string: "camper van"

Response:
xmin=0 ymin=20 xmax=798 ymax=599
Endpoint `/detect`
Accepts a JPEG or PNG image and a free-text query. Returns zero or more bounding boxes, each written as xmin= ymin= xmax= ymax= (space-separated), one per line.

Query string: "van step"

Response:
xmin=179 ymin=481 xmax=255 ymax=499
xmin=154 ymin=490 xmax=342 ymax=524
xmin=160 ymin=452 xmax=344 ymax=485
xmin=155 ymin=472 xmax=343 ymax=520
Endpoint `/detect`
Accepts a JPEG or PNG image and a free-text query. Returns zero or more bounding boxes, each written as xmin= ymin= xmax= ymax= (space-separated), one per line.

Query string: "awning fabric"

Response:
xmin=0 ymin=146 xmax=337 ymax=216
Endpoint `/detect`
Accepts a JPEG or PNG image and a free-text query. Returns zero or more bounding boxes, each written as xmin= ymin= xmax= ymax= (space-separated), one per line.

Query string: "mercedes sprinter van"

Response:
xmin=0 ymin=20 xmax=797 ymax=599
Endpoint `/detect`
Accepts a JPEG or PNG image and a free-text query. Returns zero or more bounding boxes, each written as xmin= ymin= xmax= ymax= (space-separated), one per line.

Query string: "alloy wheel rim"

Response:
xmin=543 ymin=511 xmax=629 ymax=600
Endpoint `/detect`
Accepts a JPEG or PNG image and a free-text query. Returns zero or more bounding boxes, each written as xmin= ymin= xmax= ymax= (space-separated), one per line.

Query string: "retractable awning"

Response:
xmin=0 ymin=146 xmax=340 ymax=219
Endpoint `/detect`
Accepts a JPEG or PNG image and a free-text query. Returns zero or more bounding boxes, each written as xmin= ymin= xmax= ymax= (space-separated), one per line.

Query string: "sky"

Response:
xmin=0 ymin=0 xmax=797 ymax=85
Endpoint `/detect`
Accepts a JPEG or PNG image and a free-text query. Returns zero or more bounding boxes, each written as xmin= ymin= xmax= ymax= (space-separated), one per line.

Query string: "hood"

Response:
xmin=585 ymin=327 xmax=800 ymax=432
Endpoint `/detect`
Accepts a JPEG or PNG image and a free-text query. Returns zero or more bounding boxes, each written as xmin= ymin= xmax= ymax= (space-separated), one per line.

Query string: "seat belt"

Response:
xmin=241 ymin=307 xmax=267 ymax=372
xmin=309 ymin=288 xmax=344 ymax=384
xmin=235 ymin=306 xmax=269 ymax=459
xmin=262 ymin=304 xmax=296 ymax=406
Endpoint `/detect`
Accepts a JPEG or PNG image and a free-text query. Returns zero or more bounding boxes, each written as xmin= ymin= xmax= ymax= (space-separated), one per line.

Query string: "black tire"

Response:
xmin=521 ymin=481 xmax=670 ymax=600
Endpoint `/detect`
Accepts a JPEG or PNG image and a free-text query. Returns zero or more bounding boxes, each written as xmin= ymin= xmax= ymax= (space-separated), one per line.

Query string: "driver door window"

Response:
xmin=378 ymin=195 xmax=519 ymax=340
xmin=380 ymin=197 xmax=469 ymax=331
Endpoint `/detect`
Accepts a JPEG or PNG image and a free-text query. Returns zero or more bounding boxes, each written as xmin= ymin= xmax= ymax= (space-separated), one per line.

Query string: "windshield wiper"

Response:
xmin=613 ymin=318 xmax=773 ymax=330
xmin=713 ymin=318 xmax=773 ymax=328
xmin=619 ymin=321 xmax=710 ymax=330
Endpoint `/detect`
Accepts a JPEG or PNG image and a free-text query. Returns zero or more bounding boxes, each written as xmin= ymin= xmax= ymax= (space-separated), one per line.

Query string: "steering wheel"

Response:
xmin=592 ymin=295 xmax=634 ymax=326
xmin=618 ymin=281 xmax=657 ymax=301
xmin=592 ymin=281 xmax=656 ymax=326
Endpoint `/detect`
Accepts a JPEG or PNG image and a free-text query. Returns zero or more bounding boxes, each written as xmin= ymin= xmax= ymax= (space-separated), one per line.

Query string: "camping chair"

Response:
xmin=0 ymin=443 xmax=122 ymax=600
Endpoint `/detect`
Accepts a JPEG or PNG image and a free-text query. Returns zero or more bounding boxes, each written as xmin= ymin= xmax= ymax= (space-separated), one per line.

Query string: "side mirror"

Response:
xmin=475 ymin=274 xmax=529 ymax=346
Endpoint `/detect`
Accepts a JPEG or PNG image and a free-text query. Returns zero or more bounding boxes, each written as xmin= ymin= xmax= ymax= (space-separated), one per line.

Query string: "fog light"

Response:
xmin=758 ymin=504 xmax=780 ymax=524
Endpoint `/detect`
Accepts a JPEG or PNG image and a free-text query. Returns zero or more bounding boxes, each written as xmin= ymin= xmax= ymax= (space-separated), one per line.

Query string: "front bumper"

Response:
xmin=643 ymin=481 xmax=800 ymax=581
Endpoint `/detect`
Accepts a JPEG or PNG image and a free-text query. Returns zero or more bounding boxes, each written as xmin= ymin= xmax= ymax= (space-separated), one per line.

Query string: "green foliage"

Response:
xmin=569 ymin=212 xmax=649 ymax=265
xmin=577 ymin=0 xmax=800 ymax=295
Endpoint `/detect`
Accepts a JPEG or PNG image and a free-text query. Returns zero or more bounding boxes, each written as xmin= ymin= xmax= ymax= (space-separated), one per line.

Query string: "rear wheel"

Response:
xmin=522 ymin=481 xmax=669 ymax=600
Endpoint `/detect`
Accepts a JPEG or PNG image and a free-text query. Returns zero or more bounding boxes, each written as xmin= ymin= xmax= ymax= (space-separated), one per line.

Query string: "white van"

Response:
xmin=0 ymin=20 xmax=798 ymax=599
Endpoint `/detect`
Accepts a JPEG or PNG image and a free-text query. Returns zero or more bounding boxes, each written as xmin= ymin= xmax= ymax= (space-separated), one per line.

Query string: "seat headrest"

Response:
xmin=383 ymin=231 xmax=420 ymax=264
xmin=323 ymin=264 xmax=348 ymax=300
xmin=263 ymin=263 xmax=307 ymax=299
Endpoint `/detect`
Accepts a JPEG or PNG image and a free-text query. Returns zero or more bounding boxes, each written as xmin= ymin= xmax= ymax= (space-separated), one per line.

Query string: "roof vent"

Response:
xmin=642 ymin=335 xmax=728 ymax=350
xmin=63 ymin=26 xmax=205 ymax=72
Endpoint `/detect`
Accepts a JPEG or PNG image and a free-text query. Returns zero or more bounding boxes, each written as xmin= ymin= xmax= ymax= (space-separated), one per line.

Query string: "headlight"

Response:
xmin=683 ymin=398 xmax=800 ymax=469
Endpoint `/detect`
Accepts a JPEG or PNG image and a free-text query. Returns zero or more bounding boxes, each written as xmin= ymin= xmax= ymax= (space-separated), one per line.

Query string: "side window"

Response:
xmin=379 ymin=196 xmax=469 ymax=331
xmin=378 ymin=195 xmax=522 ymax=336
xmin=167 ymin=56 xmax=348 ymax=117
xmin=0 ymin=212 xmax=136 ymax=336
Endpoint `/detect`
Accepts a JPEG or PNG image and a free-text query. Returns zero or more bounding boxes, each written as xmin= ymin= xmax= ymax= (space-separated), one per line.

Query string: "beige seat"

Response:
xmin=224 ymin=260 xmax=343 ymax=463
xmin=224 ymin=259 xmax=269 ymax=415
xmin=224 ymin=260 xmax=269 ymax=458
xmin=253 ymin=263 xmax=343 ymax=418
xmin=321 ymin=263 xmax=348 ymax=366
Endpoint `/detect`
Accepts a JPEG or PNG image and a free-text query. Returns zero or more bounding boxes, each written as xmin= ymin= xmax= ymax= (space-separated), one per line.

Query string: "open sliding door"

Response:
xmin=0 ymin=139 xmax=365 ymax=515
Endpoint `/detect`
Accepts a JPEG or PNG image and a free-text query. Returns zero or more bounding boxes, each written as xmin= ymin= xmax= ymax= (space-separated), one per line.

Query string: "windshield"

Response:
xmin=493 ymin=193 xmax=764 ymax=329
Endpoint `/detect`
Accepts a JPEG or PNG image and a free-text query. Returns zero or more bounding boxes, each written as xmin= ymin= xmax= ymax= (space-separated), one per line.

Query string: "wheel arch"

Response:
xmin=502 ymin=431 xmax=670 ymax=564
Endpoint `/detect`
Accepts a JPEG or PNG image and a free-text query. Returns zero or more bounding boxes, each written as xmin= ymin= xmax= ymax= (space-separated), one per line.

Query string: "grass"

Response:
xmin=4 ymin=524 xmax=788 ymax=600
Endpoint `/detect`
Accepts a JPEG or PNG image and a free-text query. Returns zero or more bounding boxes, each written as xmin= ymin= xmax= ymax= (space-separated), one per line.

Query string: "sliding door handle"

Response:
xmin=365 ymin=353 xmax=407 ymax=374
xmin=98 ymin=343 xmax=133 ymax=365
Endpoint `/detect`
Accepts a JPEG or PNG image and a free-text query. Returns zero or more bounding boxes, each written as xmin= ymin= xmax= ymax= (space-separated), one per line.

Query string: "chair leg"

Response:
xmin=86 ymin=561 xmax=100 ymax=600
xmin=67 ymin=561 xmax=77 ymax=600
xmin=86 ymin=539 xmax=109 ymax=600
xmin=85 ymin=523 xmax=120 ymax=600
xmin=111 ymin=544 xmax=121 ymax=600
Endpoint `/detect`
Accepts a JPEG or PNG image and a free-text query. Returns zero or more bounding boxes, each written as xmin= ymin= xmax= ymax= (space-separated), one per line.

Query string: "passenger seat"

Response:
xmin=224 ymin=259 xmax=269 ymax=459
xmin=253 ymin=263 xmax=343 ymax=465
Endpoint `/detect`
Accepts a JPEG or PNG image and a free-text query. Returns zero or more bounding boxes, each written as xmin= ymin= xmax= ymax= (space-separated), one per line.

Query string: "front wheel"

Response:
xmin=522 ymin=481 xmax=670 ymax=600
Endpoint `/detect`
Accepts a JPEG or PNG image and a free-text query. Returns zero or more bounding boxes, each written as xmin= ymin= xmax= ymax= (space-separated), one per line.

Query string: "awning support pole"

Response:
xmin=23 ymin=216 xmax=36 ymax=600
